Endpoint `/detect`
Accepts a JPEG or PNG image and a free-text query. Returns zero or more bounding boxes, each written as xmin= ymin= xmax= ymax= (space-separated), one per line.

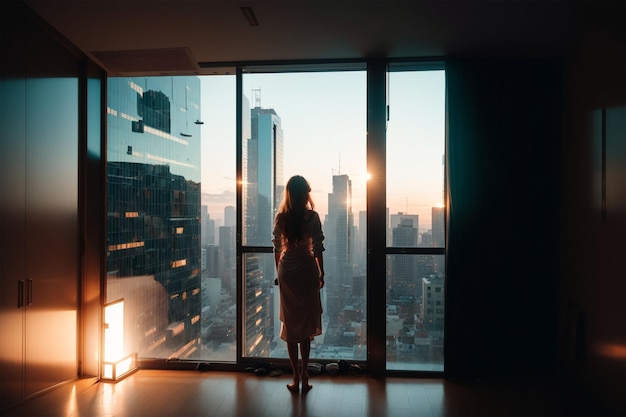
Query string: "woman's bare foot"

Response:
xmin=301 ymin=373 xmax=312 ymax=393
xmin=287 ymin=377 xmax=299 ymax=393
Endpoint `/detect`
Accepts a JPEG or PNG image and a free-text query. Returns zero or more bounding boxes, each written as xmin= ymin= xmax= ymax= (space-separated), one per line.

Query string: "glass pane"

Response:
xmin=387 ymin=70 xmax=445 ymax=248
xmin=386 ymin=70 xmax=445 ymax=371
xmin=107 ymin=76 xmax=237 ymax=361
xmin=198 ymin=76 xmax=237 ymax=361
xmin=386 ymin=255 xmax=444 ymax=371
xmin=242 ymin=71 xmax=367 ymax=361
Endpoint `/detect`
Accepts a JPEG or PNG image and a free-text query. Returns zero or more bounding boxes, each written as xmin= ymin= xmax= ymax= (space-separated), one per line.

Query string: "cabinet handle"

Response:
xmin=18 ymin=280 xmax=25 ymax=308
xmin=27 ymin=279 xmax=33 ymax=305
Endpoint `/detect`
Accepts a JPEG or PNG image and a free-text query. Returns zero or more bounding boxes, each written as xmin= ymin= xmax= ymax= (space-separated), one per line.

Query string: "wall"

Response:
xmin=559 ymin=3 xmax=626 ymax=415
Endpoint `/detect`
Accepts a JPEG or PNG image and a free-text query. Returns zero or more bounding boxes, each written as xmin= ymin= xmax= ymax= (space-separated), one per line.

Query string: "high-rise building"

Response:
xmin=106 ymin=76 xmax=202 ymax=359
xmin=324 ymin=175 xmax=354 ymax=322
xmin=224 ymin=205 xmax=236 ymax=228
xmin=244 ymin=254 xmax=273 ymax=357
xmin=390 ymin=213 xmax=419 ymax=240
xmin=245 ymin=107 xmax=284 ymax=246
xmin=201 ymin=205 xmax=215 ymax=246
xmin=218 ymin=225 xmax=235 ymax=295
xmin=356 ymin=210 xmax=367 ymax=271
xmin=432 ymin=206 xmax=445 ymax=248
xmin=325 ymin=174 xmax=354 ymax=290
xmin=200 ymin=277 xmax=221 ymax=342
xmin=243 ymin=103 xmax=283 ymax=356
xmin=203 ymin=245 xmax=219 ymax=277
xmin=421 ymin=274 xmax=445 ymax=331
xmin=390 ymin=215 xmax=419 ymax=300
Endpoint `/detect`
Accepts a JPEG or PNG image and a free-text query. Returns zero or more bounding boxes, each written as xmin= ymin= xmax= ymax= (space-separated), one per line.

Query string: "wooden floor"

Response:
xmin=3 ymin=369 xmax=600 ymax=417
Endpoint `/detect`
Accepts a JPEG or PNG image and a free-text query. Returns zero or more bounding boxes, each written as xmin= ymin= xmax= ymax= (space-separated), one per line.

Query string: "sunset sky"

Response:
xmin=200 ymin=70 xmax=445 ymax=231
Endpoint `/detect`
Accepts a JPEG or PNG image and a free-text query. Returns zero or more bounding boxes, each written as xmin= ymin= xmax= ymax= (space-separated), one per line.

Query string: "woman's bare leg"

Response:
xmin=286 ymin=342 xmax=300 ymax=392
xmin=299 ymin=339 xmax=312 ymax=392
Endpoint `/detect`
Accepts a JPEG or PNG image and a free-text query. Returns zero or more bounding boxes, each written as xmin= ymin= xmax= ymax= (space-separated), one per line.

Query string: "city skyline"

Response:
xmin=200 ymin=70 xmax=445 ymax=231
xmin=105 ymin=71 xmax=445 ymax=369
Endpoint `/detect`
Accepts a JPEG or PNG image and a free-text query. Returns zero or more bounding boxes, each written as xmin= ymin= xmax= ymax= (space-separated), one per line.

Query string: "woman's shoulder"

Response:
xmin=274 ymin=211 xmax=285 ymax=224
xmin=304 ymin=209 xmax=320 ymax=221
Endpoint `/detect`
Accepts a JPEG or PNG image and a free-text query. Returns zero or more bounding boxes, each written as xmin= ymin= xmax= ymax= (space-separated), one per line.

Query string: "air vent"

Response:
xmin=91 ymin=48 xmax=199 ymax=74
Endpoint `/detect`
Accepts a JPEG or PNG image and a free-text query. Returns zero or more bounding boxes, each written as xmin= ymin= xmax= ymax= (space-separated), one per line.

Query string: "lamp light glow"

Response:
xmin=102 ymin=299 xmax=137 ymax=381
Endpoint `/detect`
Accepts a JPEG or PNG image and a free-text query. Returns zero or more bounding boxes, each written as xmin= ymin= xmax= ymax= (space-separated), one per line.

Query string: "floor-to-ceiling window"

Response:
xmin=240 ymin=68 xmax=367 ymax=360
xmin=386 ymin=66 xmax=446 ymax=371
xmin=106 ymin=76 xmax=205 ymax=361
xmin=197 ymin=76 xmax=237 ymax=361
xmin=105 ymin=62 xmax=445 ymax=372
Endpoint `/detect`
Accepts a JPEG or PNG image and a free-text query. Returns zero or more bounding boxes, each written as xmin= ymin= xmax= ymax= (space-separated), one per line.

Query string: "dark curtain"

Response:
xmin=445 ymin=59 xmax=562 ymax=379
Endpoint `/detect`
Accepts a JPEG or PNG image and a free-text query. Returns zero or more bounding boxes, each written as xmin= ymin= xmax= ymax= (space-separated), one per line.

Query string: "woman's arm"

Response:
xmin=316 ymin=252 xmax=325 ymax=288
xmin=274 ymin=250 xmax=281 ymax=270
xmin=311 ymin=211 xmax=325 ymax=288
xmin=272 ymin=215 xmax=282 ymax=270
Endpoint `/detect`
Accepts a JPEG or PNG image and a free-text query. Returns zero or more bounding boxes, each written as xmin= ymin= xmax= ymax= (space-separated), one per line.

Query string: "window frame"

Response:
xmin=104 ymin=58 xmax=446 ymax=376
xmin=233 ymin=59 xmax=446 ymax=376
xmin=384 ymin=62 xmax=447 ymax=375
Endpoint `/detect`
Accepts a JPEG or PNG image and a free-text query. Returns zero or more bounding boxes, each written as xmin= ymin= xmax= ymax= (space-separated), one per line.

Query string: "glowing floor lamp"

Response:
xmin=102 ymin=299 xmax=137 ymax=381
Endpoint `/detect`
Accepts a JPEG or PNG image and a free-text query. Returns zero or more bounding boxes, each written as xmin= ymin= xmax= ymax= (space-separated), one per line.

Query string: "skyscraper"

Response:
xmin=421 ymin=274 xmax=444 ymax=331
xmin=201 ymin=205 xmax=215 ymax=246
xmin=325 ymin=174 xmax=354 ymax=288
xmin=107 ymin=76 xmax=202 ymax=359
xmin=243 ymin=103 xmax=284 ymax=356
xmin=245 ymin=107 xmax=284 ymax=246
xmin=431 ymin=206 xmax=445 ymax=248
xmin=356 ymin=210 xmax=367 ymax=271
xmin=218 ymin=225 xmax=235 ymax=295
xmin=390 ymin=213 xmax=419 ymax=242
xmin=224 ymin=205 xmax=236 ymax=228
xmin=244 ymin=254 xmax=273 ymax=356
xmin=390 ymin=215 xmax=419 ymax=300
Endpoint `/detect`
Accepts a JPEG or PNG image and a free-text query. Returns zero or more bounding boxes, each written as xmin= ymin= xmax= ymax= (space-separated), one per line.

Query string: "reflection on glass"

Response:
xmin=107 ymin=76 xmax=205 ymax=361
xmin=243 ymin=253 xmax=276 ymax=357
xmin=107 ymin=75 xmax=239 ymax=362
xmin=242 ymin=71 xmax=367 ymax=361
xmin=386 ymin=70 xmax=445 ymax=371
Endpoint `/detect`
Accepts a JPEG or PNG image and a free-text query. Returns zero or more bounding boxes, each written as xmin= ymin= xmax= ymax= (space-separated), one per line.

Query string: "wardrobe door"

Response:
xmin=1 ymin=3 xmax=27 ymax=409
xmin=0 ymin=77 xmax=27 ymax=411
xmin=1 ymin=1 xmax=81 ymax=405
xmin=23 ymin=76 xmax=79 ymax=396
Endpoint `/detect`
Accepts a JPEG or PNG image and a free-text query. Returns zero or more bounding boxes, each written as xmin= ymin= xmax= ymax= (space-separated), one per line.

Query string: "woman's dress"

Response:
xmin=272 ymin=210 xmax=325 ymax=343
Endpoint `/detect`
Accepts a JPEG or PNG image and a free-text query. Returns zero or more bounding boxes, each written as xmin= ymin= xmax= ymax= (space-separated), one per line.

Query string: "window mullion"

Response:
xmin=235 ymin=67 xmax=244 ymax=364
xmin=366 ymin=59 xmax=388 ymax=377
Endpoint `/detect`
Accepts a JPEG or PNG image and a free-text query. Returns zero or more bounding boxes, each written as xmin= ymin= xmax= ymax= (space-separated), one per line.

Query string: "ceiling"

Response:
xmin=24 ymin=1 xmax=614 ymax=75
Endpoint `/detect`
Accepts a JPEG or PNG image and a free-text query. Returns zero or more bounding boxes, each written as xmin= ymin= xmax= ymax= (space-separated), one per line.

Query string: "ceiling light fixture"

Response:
xmin=240 ymin=6 xmax=259 ymax=26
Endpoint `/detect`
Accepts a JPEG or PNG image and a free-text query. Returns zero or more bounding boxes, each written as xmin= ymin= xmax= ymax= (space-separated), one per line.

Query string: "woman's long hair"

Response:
xmin=276 ymin=175 xmax=314 ymax=245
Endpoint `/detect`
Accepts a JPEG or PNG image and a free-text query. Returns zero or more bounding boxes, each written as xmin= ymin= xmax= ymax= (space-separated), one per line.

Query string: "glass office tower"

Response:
xmin=107 ymin=76 xmax=202 ymax=360
xmin=243 ymin=104 xmax=284 ymax=357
